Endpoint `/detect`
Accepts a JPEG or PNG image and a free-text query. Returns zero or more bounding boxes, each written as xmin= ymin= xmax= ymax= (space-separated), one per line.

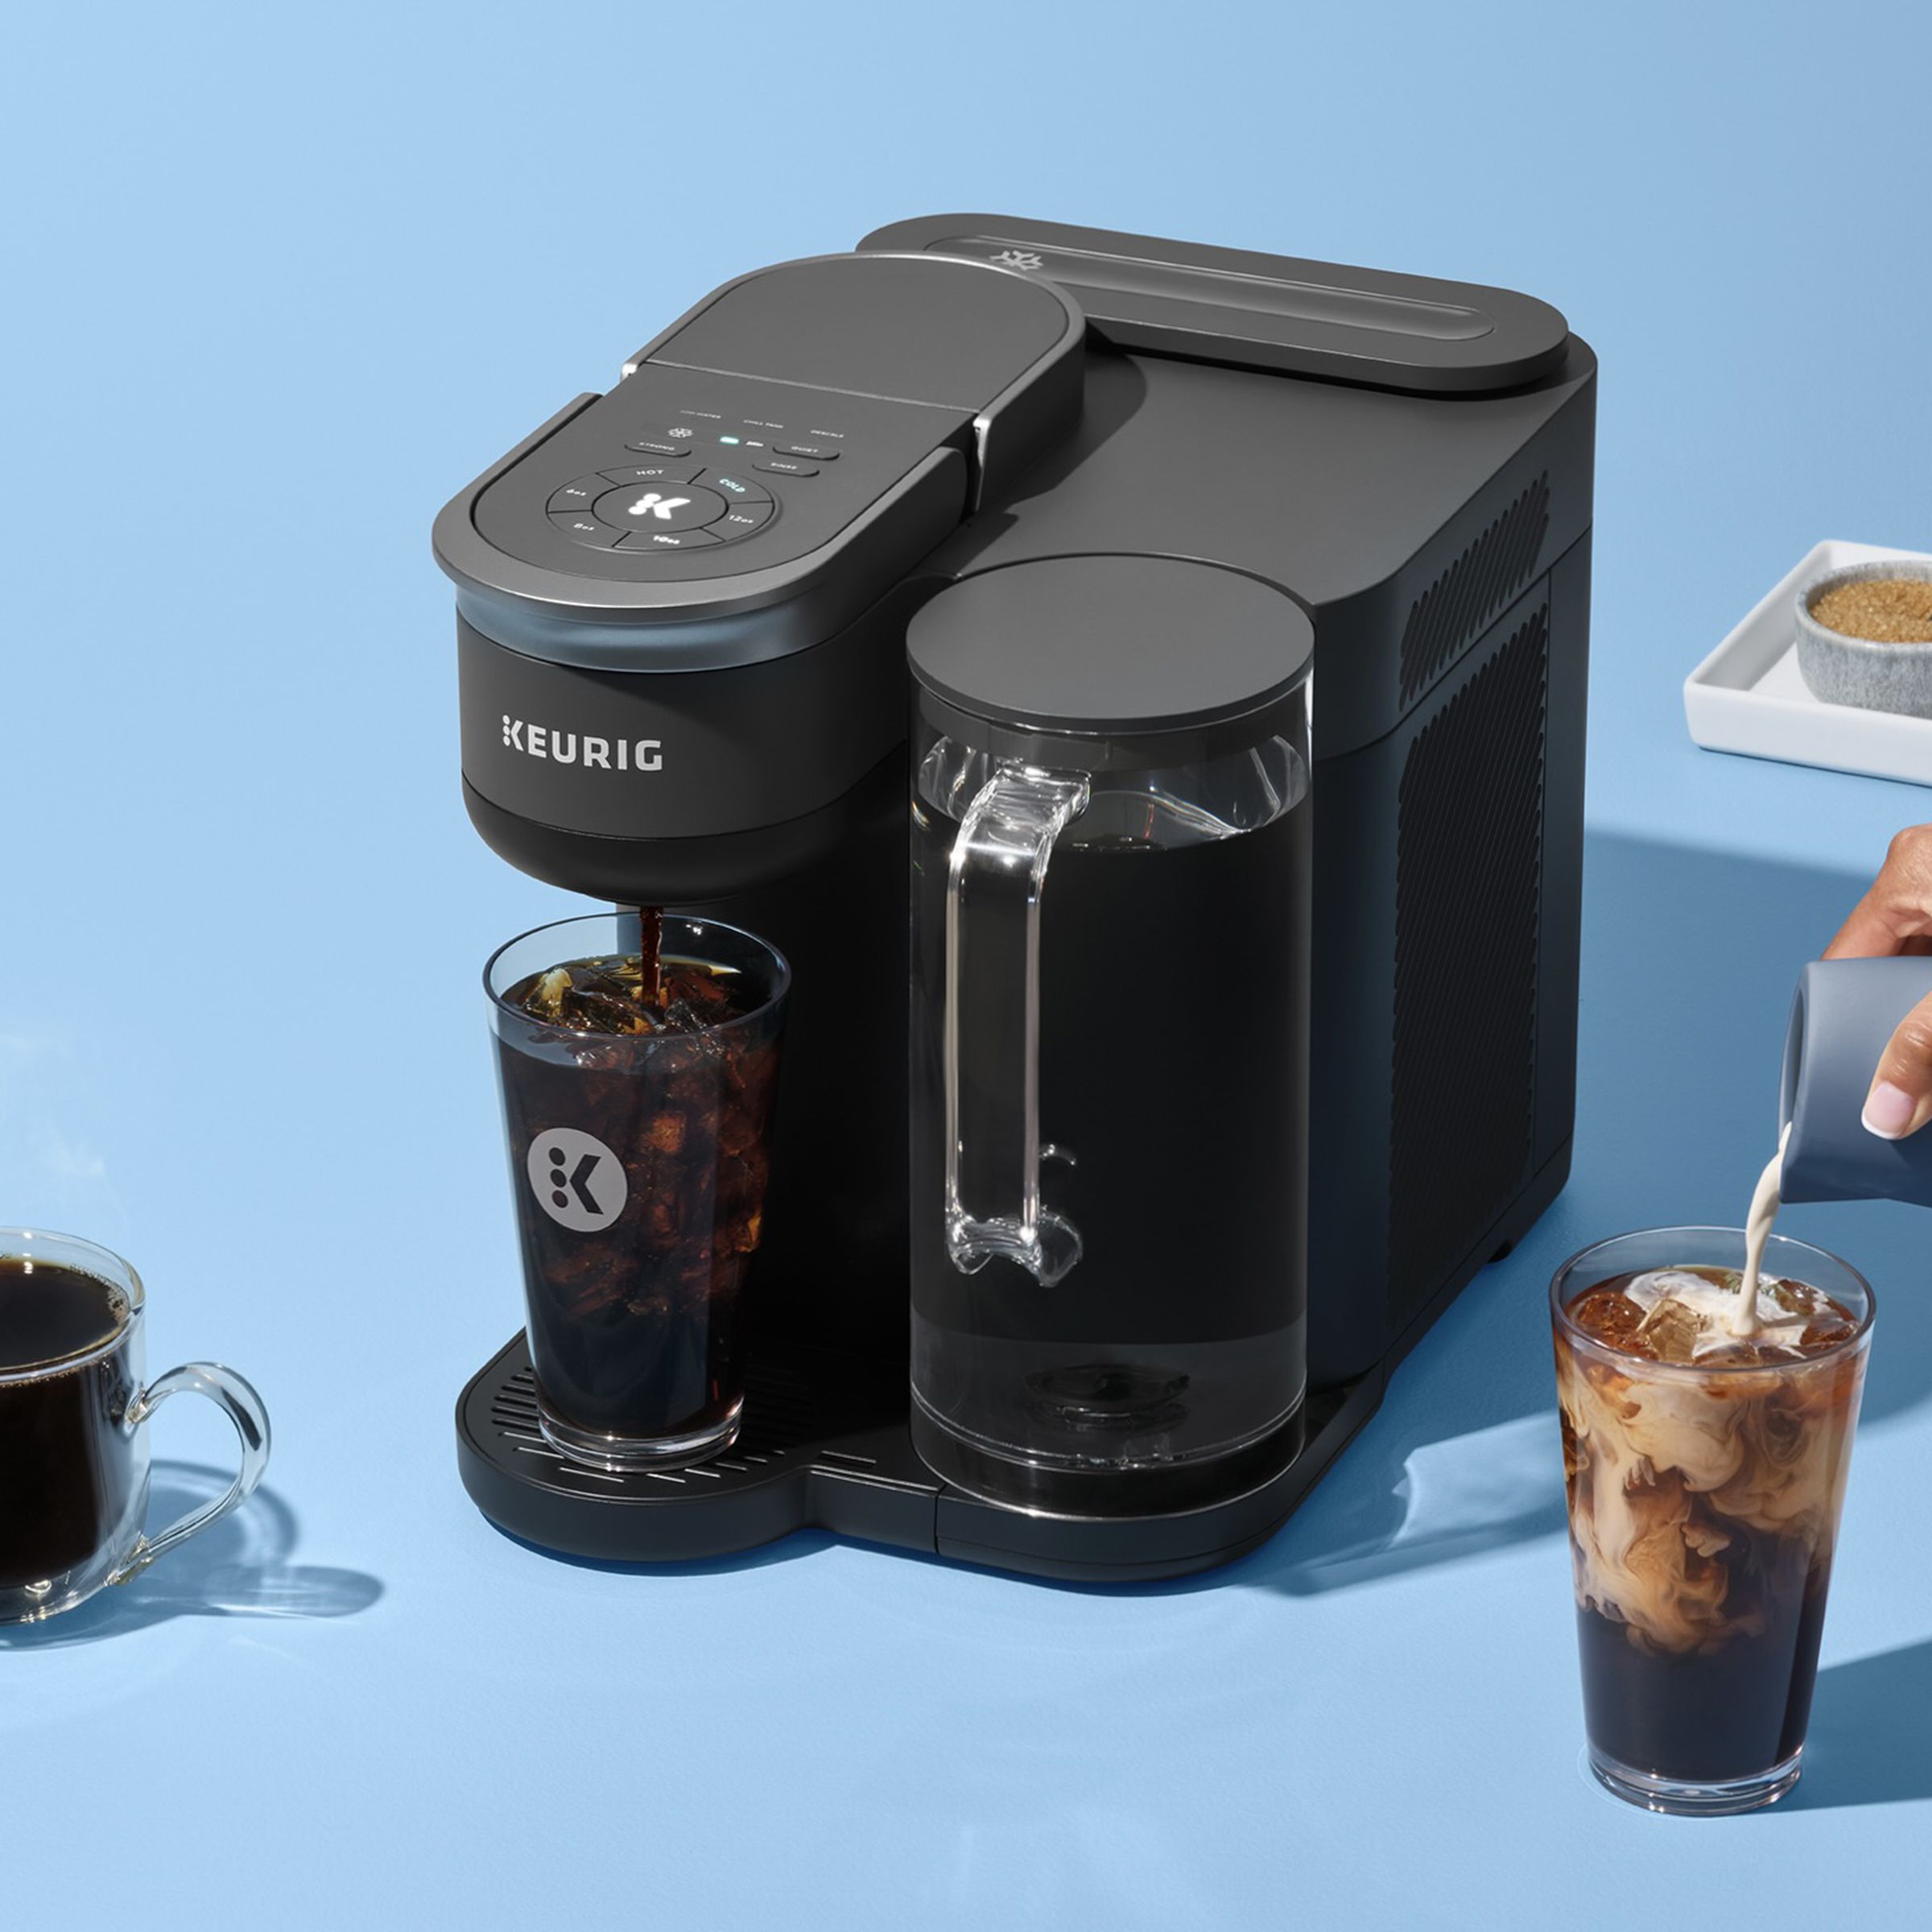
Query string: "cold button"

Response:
xmin=617 ymin=526 xmax=722 ymax=551
xmin=775 ymin=442 xmax=840 ymax=461
xmin=708 ymin=473 xmax=773 ymax=503
xmin=754 ymin=456 xmax=819 ymax=477
xmin=549 ymin=510 xmax=624 ymax=547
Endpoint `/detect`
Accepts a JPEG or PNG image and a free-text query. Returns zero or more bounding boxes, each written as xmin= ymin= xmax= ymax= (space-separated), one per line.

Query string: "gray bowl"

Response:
xmin=1794 ymin=558 xmax=1932 ymax=718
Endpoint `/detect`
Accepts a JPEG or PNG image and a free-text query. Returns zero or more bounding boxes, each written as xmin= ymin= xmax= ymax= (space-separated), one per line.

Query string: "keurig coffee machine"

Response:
xmin=436 ymin=216 xmax=1594 ymax=1580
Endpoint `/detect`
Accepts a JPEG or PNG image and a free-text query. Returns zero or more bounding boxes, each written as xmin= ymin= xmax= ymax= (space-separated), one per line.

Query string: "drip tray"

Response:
xmin=456 ymin=1333 xmax=1381 ymax=1583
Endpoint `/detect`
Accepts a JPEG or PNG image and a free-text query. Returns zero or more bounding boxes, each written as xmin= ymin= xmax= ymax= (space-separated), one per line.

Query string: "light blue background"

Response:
xmin=5 ymin=2 xmax=1932 ymax=1924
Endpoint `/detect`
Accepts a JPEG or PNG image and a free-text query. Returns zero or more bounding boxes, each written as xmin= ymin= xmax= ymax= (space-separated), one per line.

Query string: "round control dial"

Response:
xmin=545 ymin=465 xmax=780 ymax=553
xmin=592 ymin=480 xmax=729 ymax=534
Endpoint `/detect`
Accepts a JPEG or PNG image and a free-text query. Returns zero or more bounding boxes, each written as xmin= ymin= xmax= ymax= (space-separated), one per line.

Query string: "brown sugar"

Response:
xmin=1810 ymin=577 xmax=1932 ymax=644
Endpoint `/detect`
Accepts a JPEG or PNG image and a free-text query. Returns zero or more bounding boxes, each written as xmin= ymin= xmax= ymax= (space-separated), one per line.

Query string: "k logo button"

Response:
xmin=526 ymin=1128 xmax=627 ymax=1231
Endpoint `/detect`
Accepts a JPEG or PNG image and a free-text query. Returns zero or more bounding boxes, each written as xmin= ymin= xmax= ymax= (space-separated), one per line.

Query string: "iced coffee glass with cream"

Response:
xmin=1551 ymin=1227 xmax=1872 ymax=1814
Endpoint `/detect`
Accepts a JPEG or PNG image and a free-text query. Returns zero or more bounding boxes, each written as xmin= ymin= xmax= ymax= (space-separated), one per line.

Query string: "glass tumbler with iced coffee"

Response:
xmin=1551 ymin=1226 xmax=1872 ymax=1814
xmin=487 ymin=910 xmax=789 ymax=1471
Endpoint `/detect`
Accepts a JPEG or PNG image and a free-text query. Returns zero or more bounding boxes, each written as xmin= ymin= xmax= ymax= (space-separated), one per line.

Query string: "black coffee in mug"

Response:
xmin=0 ymin=1257 xmax=138 ymax=1591
xmin=0 ymin=1229 xmax=270 ymax=1624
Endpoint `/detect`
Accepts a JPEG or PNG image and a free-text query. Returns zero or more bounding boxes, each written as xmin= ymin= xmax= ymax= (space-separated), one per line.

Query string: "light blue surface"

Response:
xmin=6 ymin=2 xmax=1932 ymax=1925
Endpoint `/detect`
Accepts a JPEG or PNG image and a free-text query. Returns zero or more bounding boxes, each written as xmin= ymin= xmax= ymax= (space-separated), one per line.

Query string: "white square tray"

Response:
xmin=1685 ymin=539 xmax=1932 ymax=786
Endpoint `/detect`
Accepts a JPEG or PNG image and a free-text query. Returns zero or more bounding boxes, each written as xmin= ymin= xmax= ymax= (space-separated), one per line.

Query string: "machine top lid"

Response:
xmin=860 ymin=214 xmax=1571 ymax=394
xmin=907 ymin=555 xmax=1313 ymax=737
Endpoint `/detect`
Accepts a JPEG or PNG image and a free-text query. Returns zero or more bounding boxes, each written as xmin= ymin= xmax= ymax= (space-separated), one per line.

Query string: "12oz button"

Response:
xmin=617 ymin=526 xmax=722 ymax=551
xmin=715 ymin=500 xmax=775 ymax=537
xmin=549 ymin=510 xmax=624 ymax=547
xmin=755 ymin=457 xmax=819 ymax=478
xmin=776 ymin=442 xmax=840 ymax=461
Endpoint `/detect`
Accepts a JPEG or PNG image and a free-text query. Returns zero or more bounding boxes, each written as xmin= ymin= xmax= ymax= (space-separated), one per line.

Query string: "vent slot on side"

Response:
xmin=1398 ymin=472 xmax=1550 ymax=707
xmin=1389 ymin=602 xmax=1549 ymax=1314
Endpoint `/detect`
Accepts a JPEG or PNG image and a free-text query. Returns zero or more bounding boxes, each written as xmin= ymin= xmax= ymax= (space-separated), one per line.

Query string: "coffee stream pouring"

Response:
xmin=1781 ymin=958 xmax=1932 ymax=1208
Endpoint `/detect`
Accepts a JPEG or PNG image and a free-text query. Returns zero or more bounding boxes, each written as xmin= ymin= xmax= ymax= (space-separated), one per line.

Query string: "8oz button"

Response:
xmin=549 ymin=510 xmax=623 ymax=547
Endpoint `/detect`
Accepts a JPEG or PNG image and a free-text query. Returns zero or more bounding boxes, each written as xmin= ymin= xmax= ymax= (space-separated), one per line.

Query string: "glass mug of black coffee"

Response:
xmin=488 ymin=910 xmax=790 ymax=1471
xmin=0 ymin=1228 xmax=271 ymax=1624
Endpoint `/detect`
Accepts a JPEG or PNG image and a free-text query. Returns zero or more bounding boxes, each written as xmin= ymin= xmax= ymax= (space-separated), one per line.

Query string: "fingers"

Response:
xmin=1864 ymin=990 xmax=1932 ymax=1140
xmin=1829 ymin=825 xmax=1932 ymax=958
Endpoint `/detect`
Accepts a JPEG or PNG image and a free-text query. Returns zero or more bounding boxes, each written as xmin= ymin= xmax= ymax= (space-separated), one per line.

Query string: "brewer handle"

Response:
xmin=109 ymin=1363 xmax=272 ymax=1583
xmin=944 ymin=761 xmax=1091 ymax=1284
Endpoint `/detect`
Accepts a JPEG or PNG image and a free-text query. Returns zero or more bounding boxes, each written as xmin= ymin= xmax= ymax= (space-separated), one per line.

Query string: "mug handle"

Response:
xmin=109 ymin=1364 xmax=272 ymax=1583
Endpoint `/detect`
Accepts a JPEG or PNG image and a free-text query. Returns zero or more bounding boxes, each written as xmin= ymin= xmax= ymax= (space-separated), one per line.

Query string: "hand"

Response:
xmin=1826 ymin=825 xmax=1932 ymax=1139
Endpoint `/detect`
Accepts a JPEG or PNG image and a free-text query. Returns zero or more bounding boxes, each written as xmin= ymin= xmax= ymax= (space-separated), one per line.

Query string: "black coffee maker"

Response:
xmin=436 ymin=216 xmax=1595 ymax=1580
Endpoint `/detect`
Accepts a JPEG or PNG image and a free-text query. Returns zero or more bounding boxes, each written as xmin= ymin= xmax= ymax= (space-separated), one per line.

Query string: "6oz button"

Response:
xmin=547 ymin=477 xmax=605 ymax=512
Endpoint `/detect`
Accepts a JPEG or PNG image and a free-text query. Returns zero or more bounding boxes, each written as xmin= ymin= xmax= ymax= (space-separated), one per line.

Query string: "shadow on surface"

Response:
xmin=494 ymin=1521 xmax=837 ymax=1576
xmin=1780 ymin=1641 xmax=1932 ymax=1810
xmin=1185 ymin=828 xmax=1932 ymax=1601
xmin=0 ymin=1461 xmax=382 ymax=1647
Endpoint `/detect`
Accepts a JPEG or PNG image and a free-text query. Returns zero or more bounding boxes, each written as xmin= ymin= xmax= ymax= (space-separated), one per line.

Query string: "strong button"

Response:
xmin=591 ymin=480 xmax=729 ymax=535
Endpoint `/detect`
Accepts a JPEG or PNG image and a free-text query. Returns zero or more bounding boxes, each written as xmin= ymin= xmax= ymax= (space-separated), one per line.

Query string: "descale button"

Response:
xmin=617 ymin=526 xmax=722 ymax=551
xmin=754 ymin=456 xmax=819 ymax=478
xmin=549 ymin=511 xmax=625 ymax=547
xmin=775 ymin=442 xmax=840 ymax=461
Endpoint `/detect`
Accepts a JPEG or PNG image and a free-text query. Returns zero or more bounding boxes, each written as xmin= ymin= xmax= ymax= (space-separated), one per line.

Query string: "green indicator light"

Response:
xmin=719 ymin=434 xmax=741 ymax=444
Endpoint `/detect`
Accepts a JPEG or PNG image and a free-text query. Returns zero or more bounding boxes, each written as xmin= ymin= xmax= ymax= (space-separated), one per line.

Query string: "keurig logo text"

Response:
xmin=502 ymin=715 xmax=663 ymax=771
xmin=526 ymin=1128 xmax=628 ymax=1231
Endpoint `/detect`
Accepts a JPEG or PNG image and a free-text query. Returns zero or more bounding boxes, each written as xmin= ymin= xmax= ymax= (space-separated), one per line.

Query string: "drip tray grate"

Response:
xmin=456 ymin=1332 xmax=1379 ymax=1583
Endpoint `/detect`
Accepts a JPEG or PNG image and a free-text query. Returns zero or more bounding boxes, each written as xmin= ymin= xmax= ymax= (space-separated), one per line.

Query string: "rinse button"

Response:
xmin=754 ymin=457 xmax=819 ymax=478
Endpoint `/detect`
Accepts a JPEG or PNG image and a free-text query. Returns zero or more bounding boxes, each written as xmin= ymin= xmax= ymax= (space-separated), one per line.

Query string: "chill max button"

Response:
xmin=526 ymin=1128 xmax=627 ymax=1231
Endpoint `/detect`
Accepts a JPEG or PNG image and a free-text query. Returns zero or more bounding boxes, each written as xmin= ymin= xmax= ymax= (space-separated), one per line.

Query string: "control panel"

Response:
xmin=473 ymin=363 xmax=972 ymax=589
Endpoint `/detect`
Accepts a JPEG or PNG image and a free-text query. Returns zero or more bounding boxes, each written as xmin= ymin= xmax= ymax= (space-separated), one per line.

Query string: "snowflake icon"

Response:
xmin=667 ymin=426 xmax=695 ymax=439
xmin=990 ymin=249 xmax=1044 ymax=272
